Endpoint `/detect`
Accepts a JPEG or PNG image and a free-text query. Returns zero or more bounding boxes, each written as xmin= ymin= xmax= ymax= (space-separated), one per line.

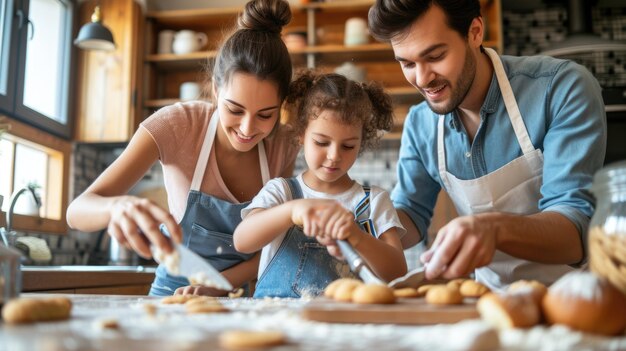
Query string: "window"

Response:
xmin=0 ymin=0 xmax=73 ymax=233
xmin=0 ymin=0 xmax=74 ymax=138
xmin=0 ymin=117 xmax=70 ymax=234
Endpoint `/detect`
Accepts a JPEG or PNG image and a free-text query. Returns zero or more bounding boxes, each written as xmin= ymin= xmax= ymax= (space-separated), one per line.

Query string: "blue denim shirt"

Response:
xmin=392 ymin=54 xmax=607 ymax=247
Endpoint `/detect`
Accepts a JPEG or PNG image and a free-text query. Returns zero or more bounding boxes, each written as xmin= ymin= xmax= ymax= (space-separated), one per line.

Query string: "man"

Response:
xmin=368 ymin=0 xmax=606 ymax=290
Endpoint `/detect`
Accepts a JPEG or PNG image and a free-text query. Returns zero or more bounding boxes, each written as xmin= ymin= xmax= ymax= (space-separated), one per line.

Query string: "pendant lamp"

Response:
xmin=74 ymin=5 xmax=115 ymax=51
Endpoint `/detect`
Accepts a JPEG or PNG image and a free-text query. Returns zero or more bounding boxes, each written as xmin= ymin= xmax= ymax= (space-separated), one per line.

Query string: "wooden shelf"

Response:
xmin=142 ymin=0 xmax=502 ymax=128
xmin=146 ymin=7 xmax=241 ymax=28
xmin=305 ymin=0 xmax=374 ymax=11
xmin=383 ymin=131 xmax=402 ymax=140
xmin=144 ymin=98 xmax=181 ymax=108
xmin=145 ymin=51 xmax=215 ymax=70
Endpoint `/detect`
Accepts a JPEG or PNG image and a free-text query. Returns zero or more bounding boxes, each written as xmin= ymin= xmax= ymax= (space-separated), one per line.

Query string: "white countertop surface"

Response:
xmin=1 ymin=294 xmax=625 ymax=351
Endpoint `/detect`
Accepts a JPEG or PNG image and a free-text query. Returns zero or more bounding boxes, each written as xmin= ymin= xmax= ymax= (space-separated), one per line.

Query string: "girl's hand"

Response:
xmin=174 ymin=285 xmax=229 ymax=297
xmin=316 ymin=236 xmax=344 ymax=259
xmin=290 ymin=199 xmax=337 ymax=237
xmin=316 ymin=204 xmax=356 ymax=241
xmin=108 ymin=196 xmax=182 ymax=258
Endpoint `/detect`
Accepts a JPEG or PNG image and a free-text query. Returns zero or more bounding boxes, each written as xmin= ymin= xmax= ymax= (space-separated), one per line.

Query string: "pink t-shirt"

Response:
xmin=141 ymin=101 xmax=299 ymax=222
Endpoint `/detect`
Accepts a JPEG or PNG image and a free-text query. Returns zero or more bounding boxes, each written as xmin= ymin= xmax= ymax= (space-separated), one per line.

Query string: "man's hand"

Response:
xmin=420 ymin=214 xmax=497 ymax=279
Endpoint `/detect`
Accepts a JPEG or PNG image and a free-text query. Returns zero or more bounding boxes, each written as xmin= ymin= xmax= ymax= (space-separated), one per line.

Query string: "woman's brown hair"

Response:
xmin=206 ymin=0 xmax=292 ymax=102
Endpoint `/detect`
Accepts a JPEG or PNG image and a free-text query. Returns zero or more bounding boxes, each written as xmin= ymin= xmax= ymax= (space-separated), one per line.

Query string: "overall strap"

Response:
xmin=354 ymin=185 xmax=371 ymax=219
xmin=283 ymin=177 xmax=303 ymax=201
xmin=354 ymin=185 xmax=376 ymax=237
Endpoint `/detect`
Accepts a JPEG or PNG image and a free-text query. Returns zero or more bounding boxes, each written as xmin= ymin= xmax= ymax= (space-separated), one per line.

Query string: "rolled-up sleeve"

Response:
xmin=391 ymin=110 xmax=442 ymax=246
xmin=540 ymin=61 xmax=607 ymax=263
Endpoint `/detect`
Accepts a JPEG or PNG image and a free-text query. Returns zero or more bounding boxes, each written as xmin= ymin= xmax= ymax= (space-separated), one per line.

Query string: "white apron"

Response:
xmin=436 ymin=48 xmax=573 ymax=291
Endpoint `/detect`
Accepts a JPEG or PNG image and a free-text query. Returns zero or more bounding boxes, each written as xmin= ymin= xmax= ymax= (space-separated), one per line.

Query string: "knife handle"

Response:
xmin=337 ymin=240 xmax=363 ymax=271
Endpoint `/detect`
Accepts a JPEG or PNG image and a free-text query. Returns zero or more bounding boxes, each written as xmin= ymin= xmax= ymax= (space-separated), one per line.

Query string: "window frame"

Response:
xmin=0 ymin=0 xmax=17 ymax=110
xmin=0 ymin=0 xmax=75 ymax=139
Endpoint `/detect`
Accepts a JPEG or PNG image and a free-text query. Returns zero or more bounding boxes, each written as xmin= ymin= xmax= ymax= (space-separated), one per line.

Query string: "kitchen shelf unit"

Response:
xmin=143 ymin=0 xmax=502 ymax=137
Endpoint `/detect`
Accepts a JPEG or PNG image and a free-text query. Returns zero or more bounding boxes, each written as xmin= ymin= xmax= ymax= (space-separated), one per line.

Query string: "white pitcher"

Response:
xmin=172 ymin=30 xmax=209 ymax=55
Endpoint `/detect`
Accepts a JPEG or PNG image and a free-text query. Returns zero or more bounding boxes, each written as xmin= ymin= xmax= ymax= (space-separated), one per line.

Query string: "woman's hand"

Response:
xmin=174 ymin=285 xmax=229 ymax=297
xmin=107 ymin=195 xmax=182 ymax=258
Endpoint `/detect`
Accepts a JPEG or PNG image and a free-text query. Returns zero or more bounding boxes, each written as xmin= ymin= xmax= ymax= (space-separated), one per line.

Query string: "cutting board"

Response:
xmin=301 ymin=297 xmax=479 ymax=325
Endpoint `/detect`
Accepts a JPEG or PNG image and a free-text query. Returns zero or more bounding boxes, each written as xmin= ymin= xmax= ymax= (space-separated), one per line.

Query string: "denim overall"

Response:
xmin=253 ymin=178 xmax=373 ymax=298
xmin=149 ymin=111 xmax=270 ymax=296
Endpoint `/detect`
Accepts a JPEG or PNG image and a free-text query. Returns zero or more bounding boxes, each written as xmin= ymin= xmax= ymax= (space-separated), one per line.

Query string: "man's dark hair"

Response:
xmin=368 ymin=0 xmax=481 ymax=42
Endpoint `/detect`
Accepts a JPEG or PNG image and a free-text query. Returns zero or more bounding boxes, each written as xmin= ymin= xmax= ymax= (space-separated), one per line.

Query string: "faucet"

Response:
xmin=0 ymin=185 xmax=41 ymax=247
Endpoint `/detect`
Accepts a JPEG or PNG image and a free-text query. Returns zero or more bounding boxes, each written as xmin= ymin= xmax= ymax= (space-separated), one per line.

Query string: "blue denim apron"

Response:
xmin=149 ymin=111 xmax=270 ymax=296
xmin=253 ymin=177 xmax=373 ymax=298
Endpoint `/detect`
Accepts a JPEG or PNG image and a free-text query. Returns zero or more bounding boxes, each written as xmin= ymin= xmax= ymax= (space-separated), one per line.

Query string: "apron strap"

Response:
xmin=191 ymin=110 xmax=219 ymax=191
xmin=258 ymin=141 xmax=270 ymax=185
xmin=190 ymin=110 xmax=272 ymax=191
xmin=484 ymin=48 xmax=535 ymax=155
xmin=437 ymin=115 xmax=453 ymax=191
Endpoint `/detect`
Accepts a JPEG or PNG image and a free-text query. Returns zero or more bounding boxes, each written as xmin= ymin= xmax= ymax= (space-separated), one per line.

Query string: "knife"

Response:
xmin=336 ymin=239 xmax=386 ymax=285
xmin=152 ymin=243 xmax=233 ymax=291
xmin=388 ymin=266 xmax=426 ymax=289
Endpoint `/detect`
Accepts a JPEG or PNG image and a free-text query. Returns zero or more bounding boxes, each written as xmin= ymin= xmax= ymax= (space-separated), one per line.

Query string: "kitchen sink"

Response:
xmin=21 ymin=265 xmax=157 ymax=273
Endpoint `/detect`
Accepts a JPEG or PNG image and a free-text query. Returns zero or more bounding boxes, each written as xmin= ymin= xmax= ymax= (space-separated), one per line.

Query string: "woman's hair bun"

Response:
xmin=238 ymin=0 xmax=291 ymax=34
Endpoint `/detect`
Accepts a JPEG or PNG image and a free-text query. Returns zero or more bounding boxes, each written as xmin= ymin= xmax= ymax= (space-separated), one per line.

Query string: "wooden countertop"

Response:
xmin=1 ymin=294 xmax=625 ymax=351
xmin=22 ymin=267 xmax=156 ymax=293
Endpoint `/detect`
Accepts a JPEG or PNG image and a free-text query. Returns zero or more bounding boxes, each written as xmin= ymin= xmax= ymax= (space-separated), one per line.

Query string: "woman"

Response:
xmin=66 ymin=0 xmax=300 ymax=296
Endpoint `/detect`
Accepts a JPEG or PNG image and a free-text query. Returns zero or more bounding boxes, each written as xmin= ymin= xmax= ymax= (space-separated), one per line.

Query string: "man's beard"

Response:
xmin=425 ymin=46 xmax=476 ymax=115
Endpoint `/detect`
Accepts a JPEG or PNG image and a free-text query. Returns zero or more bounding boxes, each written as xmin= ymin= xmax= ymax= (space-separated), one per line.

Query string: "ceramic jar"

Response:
xmin=0 ymin=244 xmax=21 ymax=305
xmin=334 ymin=62 xmax=366 ymax=83
xmin=172 ymin=30 xmax=209 ymax=55
xmin=344 ymin=17 xmax=368 ymax=46
xmin=157 ymin=30 xmax=175 ymax=54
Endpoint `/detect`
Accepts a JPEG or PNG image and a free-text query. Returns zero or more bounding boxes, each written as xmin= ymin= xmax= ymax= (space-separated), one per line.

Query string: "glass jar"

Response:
xmin=589 ymin=160 xmax=626 ymax=295
xmin=0 ymin=243 xmax=22 ymax=306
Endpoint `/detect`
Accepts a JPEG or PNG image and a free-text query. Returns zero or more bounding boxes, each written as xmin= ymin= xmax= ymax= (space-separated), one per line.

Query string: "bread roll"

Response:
xmin=333 ymin=280 xmax=364 ymax=302
xmin=477 ymin=292 xmax=541 ymax=329
xmin=425 ymin=285 xmax=463 ymax=305
xmin=324 ymin=278 xmax=362 ymax=299
xmin=508 ymin=279 xmax=547 ymax=305
xmin=2 ymin=297 xmax=72 ymax=324
xmin=542 ymin=271 xmax=626 ymax=336
xmin=352 ymin=284 xmax=396 ymax=304
xmin=459 ymin=280 xmax=490 ymax=298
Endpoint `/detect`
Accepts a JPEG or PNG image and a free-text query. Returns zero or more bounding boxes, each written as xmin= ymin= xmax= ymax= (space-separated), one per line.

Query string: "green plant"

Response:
xmin=26 ymin=181 xmax=42 ymax=207
xmin=0 ymin=116 xmax=9 ymax=137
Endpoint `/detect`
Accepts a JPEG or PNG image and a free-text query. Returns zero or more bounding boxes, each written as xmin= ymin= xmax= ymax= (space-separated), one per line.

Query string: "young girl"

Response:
xmin=66 ymin=0 xmax=300 ymax=296
xmin=233 ymin=71 xmax=408 ymax=298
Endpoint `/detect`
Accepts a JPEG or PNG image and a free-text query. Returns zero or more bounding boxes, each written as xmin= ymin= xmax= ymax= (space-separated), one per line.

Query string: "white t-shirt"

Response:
xmin=241 ymin=173 xmax=406 ymax=278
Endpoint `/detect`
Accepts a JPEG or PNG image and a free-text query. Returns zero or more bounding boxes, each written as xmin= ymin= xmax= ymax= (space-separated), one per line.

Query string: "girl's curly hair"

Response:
xmin=284 ymin=69 xmax=394 ymax=152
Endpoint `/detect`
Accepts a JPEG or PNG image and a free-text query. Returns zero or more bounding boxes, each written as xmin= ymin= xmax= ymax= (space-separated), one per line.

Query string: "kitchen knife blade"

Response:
xmin=388 ymin=266 xmax=426 ymax=289
xmin=153 ymin=243 xmax=233 ymax=291
xmin=336 ymin=239 xmax=386 ymax=285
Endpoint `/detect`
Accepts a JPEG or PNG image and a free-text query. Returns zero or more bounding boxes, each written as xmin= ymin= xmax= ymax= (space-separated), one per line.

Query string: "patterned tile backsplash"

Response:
xmin=503 ymin=5 xmax=626 ymax=87
xmin=24 ymin=2 xmax=625 ymax=269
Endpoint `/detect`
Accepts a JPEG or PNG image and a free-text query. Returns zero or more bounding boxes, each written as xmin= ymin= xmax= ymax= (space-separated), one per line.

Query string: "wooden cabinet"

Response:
xmin=74 ymin=0 xmax=143 ymax=142
xmin=143 ymin=0 xmax=502 ymax=139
